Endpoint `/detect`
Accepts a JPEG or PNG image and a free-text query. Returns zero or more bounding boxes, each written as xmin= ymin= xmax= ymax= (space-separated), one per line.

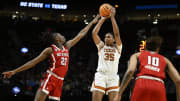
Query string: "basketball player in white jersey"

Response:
xmin=91 ymin=7 xmax=122 ymax=101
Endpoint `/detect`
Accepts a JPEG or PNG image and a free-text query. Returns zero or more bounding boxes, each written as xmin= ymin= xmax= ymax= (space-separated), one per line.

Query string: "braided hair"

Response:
xmin=40 ymin=32 xmax=58 ymax=49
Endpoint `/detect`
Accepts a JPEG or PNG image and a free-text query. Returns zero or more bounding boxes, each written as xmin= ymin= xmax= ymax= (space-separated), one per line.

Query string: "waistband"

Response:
xmin=47 ymin=70 xmax=64 ymax=80
xmin=96 ymin=71 xmax=118 ymax=75
xmin=136 ymin=76 xmax=164 ymax=84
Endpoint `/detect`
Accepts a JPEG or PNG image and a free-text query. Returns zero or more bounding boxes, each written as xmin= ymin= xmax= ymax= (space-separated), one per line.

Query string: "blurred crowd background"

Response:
xmin=0 ymin=0 xmax=180 ymax=101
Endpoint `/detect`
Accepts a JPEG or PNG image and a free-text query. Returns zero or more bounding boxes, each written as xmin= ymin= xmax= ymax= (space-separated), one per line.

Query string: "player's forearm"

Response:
xmin=79 ymin=21 xmax=94 ymax=37
xmin=119 ymin=70 xmax=134 ymax=95
xmin=66 ymin=21 xmax=95 ymax=49
xmin=72 ymin=22 xmax=94 ymax=43
xmin=92 ymin=19 xmax=105 ymax=35
xmin=13 ymin=60 xmax=36 ymax=74
xmin=111 ymin=16 xmax=120 ymax=37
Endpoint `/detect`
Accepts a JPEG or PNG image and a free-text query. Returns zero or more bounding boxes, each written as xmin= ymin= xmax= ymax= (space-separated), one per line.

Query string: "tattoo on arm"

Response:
xmin=121 ymin=72 xmax=133 ymax=86
xmin=119 ymin=71 xmax=134 ymax=94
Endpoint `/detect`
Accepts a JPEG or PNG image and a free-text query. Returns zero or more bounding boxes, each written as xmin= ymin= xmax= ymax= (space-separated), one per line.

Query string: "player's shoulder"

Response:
xmin=162 ymin=56 xmax=170 ymax=63
xmin=50 ymin=44 xmax=57 ymax=50
xmin=42 ymin=47 xmax=53 ymax=55
xmin=50 ymin=44 xmax=55 ymax=47
xmin=130 ymin=52 xmax=141 ymax=59
xmin=134 ymin=52 xmax=141 ymax=56
xmin=154 ymin=53 xmax=167 ymax=60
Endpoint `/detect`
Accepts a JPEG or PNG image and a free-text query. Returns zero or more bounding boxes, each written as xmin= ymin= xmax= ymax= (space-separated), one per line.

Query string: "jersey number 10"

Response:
xmin=148 ymin=56 xmax=159 ymax=66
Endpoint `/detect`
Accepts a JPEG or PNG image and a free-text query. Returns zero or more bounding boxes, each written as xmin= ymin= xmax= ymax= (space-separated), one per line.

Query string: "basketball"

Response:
xmin=99 ymin=3 xmax=112 ymax=17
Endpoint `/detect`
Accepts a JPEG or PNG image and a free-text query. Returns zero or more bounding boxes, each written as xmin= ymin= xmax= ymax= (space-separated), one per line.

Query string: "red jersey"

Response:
xmin=137 ymin=51 xmax=167 ymax=80
xmin=48 ymin=44 xmax=69 ymax=78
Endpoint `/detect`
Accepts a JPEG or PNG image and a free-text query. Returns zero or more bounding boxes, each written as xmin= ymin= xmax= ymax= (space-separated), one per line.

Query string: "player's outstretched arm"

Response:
xmin=114 ymin=53 xmax=139 ymax=101
xmin=92 ymin=16 xmax=109 ymax=50
xmin=110 ymin=7 xmax=122 ymax=47
xmin=165 ymin=58 xmax=180 ymax=101
xmin=2 ymin=47 xmax=52 ymax=78
xmin=65 ymin=15 xmax=100 ymax=50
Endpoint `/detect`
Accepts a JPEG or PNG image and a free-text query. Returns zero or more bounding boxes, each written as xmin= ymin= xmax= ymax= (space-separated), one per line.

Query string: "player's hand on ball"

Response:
xmin=101 ymin=15 xmax=110 ymax=21
xmin=110 ymin=7 xmax=116 ymax=17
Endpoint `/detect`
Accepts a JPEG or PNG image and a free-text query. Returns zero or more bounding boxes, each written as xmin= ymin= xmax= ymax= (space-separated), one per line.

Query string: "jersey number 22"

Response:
xmin=61 ymin=57 xmax=67 ymax=66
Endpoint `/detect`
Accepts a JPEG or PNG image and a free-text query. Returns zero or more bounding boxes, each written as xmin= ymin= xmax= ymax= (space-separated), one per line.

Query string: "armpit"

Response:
xmin=116 ymin=44 xmax=123 ymax=54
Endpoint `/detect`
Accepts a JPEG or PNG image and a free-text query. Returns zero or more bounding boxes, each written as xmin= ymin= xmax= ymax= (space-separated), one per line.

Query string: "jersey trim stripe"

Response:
xmin=50 ymin=54 xmax=56 ymax=72
xmin=136 ymin=75 xmax=164 ymax=83
xmin=42 ymin=73 xmax=52 ymax=94
xmin=42 ymin=88 xmax=49 ymax=94
xmin=49 ymin=96 xmax=60 ymax=101
xmin=93 ymin=81 xmax=106 ymax=91
xmin=47 ymin=70 xmax=64 ymax=80
xmin=106 ymin=82 xmax=119 ymax=91
xmin=52 ymin=44 xmax=60 ymax=51
xmin=52 ymin=44 xmax=65 ymax=51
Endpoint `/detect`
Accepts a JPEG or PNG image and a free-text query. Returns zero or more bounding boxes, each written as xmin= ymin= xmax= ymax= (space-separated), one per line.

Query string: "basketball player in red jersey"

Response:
xmin=2 ymin=15 xmax=100 ymax=101
xmin=114 ymin=36 xmax=180 ymax=101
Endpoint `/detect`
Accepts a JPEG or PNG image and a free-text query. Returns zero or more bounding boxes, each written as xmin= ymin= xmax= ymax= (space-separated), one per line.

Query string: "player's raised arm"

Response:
xmin=165 ymin=58 xmax=180 ymax=101
xmin=65 ymin=15 xmax=100 ymax=50
xmin=92 ymin=16 xmax=109 ymax=50
xmin=110 ymin=7 xmax=122 ymax=48
xmin=2 ymin=47 xmax=52 ymax=78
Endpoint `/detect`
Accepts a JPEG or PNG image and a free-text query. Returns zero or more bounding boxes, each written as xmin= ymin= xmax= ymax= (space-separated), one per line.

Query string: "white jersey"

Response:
xmin=96 ymin=42 xmax=122 ymax=74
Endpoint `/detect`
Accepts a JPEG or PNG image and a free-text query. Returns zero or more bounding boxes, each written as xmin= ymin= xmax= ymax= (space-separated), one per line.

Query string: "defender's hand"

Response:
xmin=2 ymin=71 xmax=15 ymax=79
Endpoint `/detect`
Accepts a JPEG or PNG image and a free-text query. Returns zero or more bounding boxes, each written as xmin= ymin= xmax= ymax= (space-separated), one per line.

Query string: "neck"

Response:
xmin=105 ymin=43 xmax=114 ymax=47
xmin=55 ymin=43 xmax=63 ymax=49
xmin=146 ymin=49 xmax=159 ymax=53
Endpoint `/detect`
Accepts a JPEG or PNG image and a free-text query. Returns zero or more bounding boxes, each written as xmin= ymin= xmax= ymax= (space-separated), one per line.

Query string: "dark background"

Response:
xmin=0 ymin=0 xmax=180 ymax=101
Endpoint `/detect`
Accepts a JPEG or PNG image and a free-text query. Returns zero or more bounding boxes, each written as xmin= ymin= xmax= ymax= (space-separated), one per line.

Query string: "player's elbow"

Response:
xmin=92 ymin=32 xmax=95 ymax=37
xmin=79 ymin=29 xmax=86 ymax=35
xmin=92 ymin=29 xmax=97 ymax=35
xmin=78 ymin=32 xmax=84 ymax=37
xmin=175 ymin=78 xmax=180 ymax=86
xmin=127 ymin=70 xmax=134 ymax=76
xmin=92 ymin=32 xmax=96 ymax=38
xmin=92 ymin=31 xmax=95 ymax=35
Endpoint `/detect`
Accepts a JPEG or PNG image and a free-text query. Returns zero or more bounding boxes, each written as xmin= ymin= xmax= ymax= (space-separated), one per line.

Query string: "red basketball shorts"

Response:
xmin=40 ymin=72 xmax=64 ymax=101
xmin=131 ymin=78 xmax=166 ymax=101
